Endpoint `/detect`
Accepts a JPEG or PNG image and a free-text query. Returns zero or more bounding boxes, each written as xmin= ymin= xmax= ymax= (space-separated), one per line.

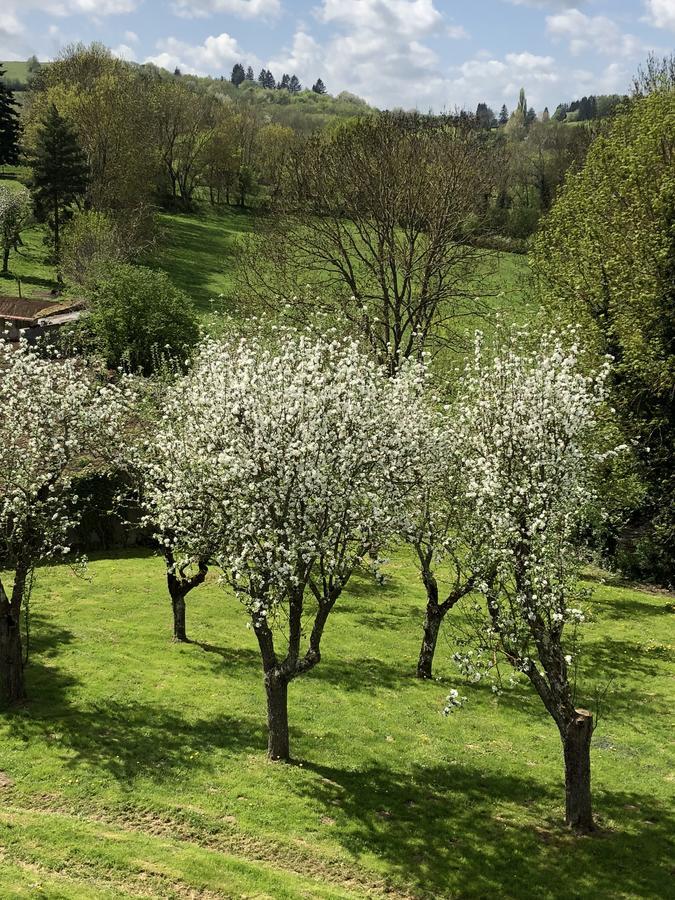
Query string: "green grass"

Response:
xmin=0 ymin=61 xmax=30 ymax=85
xmin=149 ymin=205 xmax=254 ymax=315
xmin=0 ymin=170 xmax=59 ymax=298
xmin=1 ymin=551 xmax=673 ymax=898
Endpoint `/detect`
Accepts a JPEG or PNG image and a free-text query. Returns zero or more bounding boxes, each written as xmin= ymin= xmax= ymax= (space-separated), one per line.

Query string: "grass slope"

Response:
xmin=150 ymin=205 xmax=254 ymax=315
xmin=1 ymin=551 xmax=673 ymax=899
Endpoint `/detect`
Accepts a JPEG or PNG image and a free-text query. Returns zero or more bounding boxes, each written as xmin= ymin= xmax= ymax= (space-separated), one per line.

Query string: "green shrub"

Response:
xmin=84 ymin=263 xmax=199 ymax=373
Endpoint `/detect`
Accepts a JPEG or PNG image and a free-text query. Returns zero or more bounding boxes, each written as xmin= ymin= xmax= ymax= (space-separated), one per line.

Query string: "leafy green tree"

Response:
xmin=532 ymin=88 xmax=675 ymax=582
xmin=0 ymin=64 xmax=21 ymax=167
xmin=27 ymin=104 xmax=89 ymax=276
xmin=237 ymin=163 xmax=257 ymax=207
xmin=0 ymin=186 xmax=31 ymax=274
xmin=312 ymin=78 xmax=326 ymax=94
xmin=83 ymin=264 xmax=199 ymax=373
xmin=231 ymin=63 xmax=246 ymax=87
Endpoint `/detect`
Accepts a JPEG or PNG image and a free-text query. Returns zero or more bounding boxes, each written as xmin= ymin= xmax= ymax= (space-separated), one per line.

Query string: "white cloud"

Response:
xmin=316 ymin=0 xmax=442 ymax=36
xmin=146 ymin=32 xmax=256 ymax=76
xmin=124 ymin=30 xmax=139 ymax=43
xmin=265 ymin=1 xmax=461 ymax=109
xmin=644 ymin=0 xmax=675 ymax=30
xmin=111 ymin=42 xmax=137 ymax=61
xmin=449 ymin=51 xmax=559 ymax=111
xmin=0 ymin=11 xmax=24 ymax=38
xmin=170 ymin=0 xmax=280 ymax=19
xmin=447 ymin=25 xmax=469 ymax=40
xmin=505 ymin=1 xmax=584 ymax=7
xmin=547 ymin=9 xmax=645 ymax=57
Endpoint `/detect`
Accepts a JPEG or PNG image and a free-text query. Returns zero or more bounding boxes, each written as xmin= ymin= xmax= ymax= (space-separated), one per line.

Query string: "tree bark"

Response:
xmin=563 ymin=709 xmax=594 ymax=833
xmin=0 ymin=603 xmax=25 ymax=707
xmin=265 ymin=672 xmax=290 ymax=761
xmin=165 ymin=553 xmax=208 ymax=643
xmin=2 ymin=246 xmax=9 ymax=274
xmin=417 ymin=602 xmax=442 ymax=679
xmin=171 ymin=593 xmax=188 ymax=643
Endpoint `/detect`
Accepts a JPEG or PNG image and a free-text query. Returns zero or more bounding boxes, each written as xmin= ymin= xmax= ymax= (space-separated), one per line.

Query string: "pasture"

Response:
xmin=1 ymin=551 xmax=673 ymax=899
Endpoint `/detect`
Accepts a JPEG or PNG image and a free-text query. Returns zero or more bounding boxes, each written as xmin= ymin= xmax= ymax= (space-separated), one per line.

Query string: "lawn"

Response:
xmin=0 ymin=551 xmax=672 ymax=899
xmin=0 ymin=171 xmax=60 ymax=299
xmin=149 ymin=205 xmax=255 ymax=315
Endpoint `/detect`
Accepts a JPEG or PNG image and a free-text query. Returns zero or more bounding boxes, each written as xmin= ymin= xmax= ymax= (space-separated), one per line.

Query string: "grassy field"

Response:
xmin=0 ymin=61 xmax=31 ymax=85
xmin=151 ymin=205 xmax=255 ymax=315
xmin=0 ymin=171 xmax=60 ymax=298
xmin=0 ymin=551 xmax=672 ymax=899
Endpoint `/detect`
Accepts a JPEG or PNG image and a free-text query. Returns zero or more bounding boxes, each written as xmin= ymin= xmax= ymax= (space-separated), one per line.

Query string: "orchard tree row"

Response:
xmin=0 ymin=323 xmax=621 ymax=837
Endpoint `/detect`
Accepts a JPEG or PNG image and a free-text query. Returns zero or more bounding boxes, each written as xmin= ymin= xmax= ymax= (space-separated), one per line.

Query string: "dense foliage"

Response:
xmin=533 ymin=87 xmax=675 ymax=583
xmin=83 ymin=263 xmax=200 ymax=373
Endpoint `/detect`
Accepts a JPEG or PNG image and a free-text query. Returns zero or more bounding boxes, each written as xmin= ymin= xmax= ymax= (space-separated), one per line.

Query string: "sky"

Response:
xmin=1 ymin=1 xmax=674 ymax=113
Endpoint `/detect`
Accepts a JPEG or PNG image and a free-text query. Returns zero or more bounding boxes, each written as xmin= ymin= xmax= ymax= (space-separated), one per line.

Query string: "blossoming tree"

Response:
xmin=142 ymin=333 xmax=421 ymax=760
xmin=0 ymin=343 xmax=122 ymax=706
xmin=111 ymin=376 xmax=214 ymax=644
xmin=399 ymin=399 xmax=481 ymax=679
xmin=452 ymin=330 xmax=614 ymax=832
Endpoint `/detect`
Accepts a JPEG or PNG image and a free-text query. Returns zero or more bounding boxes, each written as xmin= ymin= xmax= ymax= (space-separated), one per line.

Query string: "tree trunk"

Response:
xmin=417 ymin=602 xmax=442 ymax=679
xmin=171 ymin=592 xmax=188 ymax=643
xmin=265 ymin=672 xmax=290 ymax=761
xmin=2 ymin=246 xmax=9 ymax=274
xmin=0 ymin=607 xmax=25 ymax=706
xmin=563 ymin=709 xmax=594 ymax=833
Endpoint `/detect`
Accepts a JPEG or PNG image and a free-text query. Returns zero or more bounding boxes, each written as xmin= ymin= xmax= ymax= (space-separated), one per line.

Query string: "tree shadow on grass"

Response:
xmin=590 ymin=595 xmax=675 ymax=621
xmin=149 ymin=208 xmax=252 ymax=312
xmin=299 ymin=759 xmax=674 ymax=899
xmin=6 ymin=696 xmax=268 ymax=784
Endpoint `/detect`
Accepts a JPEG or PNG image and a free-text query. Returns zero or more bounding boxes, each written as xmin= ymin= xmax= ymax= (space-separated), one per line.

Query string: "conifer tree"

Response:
xmin=498 ymin=104 xmax=509 ymax=126
xmin=516 ymin=87 xmax=528 ymax=119
xmin=279 ymin=73 xmax=291 ymax=91
xmin=0 ymin=64 xmax=21 ymax=168
xmin=258 ymin=68 xmax=267 ymax=87
xmin=231 ymin=63 xmax=246 ymax=86
xmin=245 ymin=66 xmax=254 ymax=81
xmin=312 ymin=78 xmax=327 ymax=94
xmin=288 ymin=74 xmax=302 ymax=93
xmin=27 ymin=104 xmax=89 ymax=277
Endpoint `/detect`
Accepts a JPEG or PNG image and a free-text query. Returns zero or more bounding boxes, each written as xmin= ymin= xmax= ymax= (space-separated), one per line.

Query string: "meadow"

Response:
xmin=0 ymin=551 xmax=672 ymax=899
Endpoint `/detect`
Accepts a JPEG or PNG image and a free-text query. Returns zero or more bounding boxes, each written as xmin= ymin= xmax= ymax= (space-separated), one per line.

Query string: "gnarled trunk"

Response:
xmin=417 ymin=602 xmax=442 ymax=679
xmin=563 ymin=708 xmax=594 ymax=832
xmin=265 ymin=672 xmax=290 ymax=761
xmin=0 ymin=607 xmax=25 ymax=706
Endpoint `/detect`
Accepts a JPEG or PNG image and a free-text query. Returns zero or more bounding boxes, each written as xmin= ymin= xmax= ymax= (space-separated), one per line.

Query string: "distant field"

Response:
xmin=0 ymin=174 xmax=534 ymax=341
xmin=0 ymin=550 xmax=672 ymax=898
xmin=0 ymin=61 xmax=32 ymax=86
xmin=150 ymin=204 xmax=534 ymax=344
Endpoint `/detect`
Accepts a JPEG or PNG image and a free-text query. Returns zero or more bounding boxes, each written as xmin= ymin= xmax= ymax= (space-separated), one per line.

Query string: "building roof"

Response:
xmin=0 ymin=295 xmax=84 ymax=324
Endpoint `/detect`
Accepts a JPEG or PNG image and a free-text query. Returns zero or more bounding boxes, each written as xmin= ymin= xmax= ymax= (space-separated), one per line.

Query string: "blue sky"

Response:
xmin=1 ymin=1 xmax=673 ymax=113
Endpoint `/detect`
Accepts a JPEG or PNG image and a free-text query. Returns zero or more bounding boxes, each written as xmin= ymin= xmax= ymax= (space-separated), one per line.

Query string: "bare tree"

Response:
xmin=239 ymin=112 xmax=503 ymax=372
